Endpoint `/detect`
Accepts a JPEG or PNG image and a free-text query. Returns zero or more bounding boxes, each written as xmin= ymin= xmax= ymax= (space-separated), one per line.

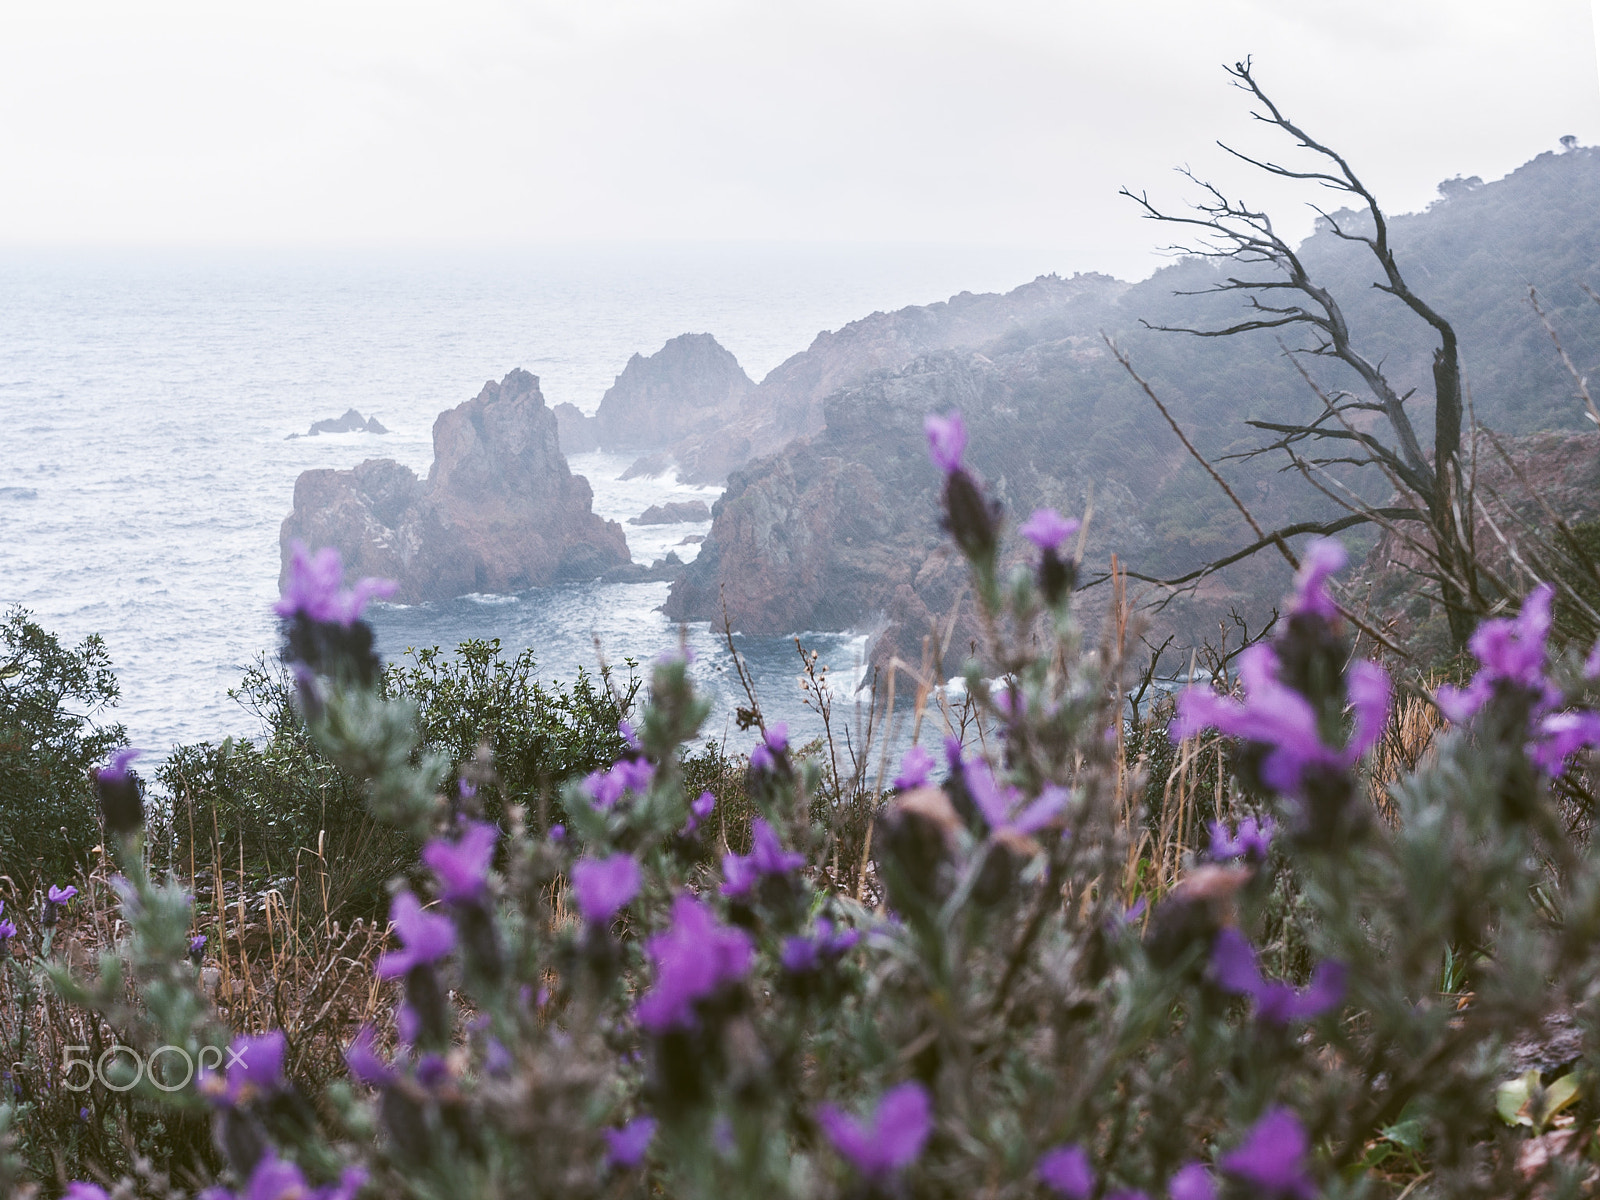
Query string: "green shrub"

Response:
xmin=0 ymin=606 xmax=125 ymax=882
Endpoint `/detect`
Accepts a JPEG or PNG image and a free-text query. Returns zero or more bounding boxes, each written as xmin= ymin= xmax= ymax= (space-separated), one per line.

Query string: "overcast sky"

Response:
xmin=1 ymin=1 xmax=1596 ymax=278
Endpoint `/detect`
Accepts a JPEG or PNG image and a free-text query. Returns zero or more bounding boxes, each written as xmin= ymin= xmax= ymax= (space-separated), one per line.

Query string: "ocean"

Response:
xmin=0 ymin=241 xmax=1056 ymax=764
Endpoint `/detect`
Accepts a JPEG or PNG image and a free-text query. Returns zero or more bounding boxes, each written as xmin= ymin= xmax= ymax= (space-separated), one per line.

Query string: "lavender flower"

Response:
xmin=1172 ymin=642 xmax=1389 ymax=797
xmin=1530 ymin=710 xmax=1600 ymax=774
xmin=924 ymin=411 xmax=968 ymax=473
xmin=635 ymin=894 xmax=753 ymax=1032
xmin=1436 ymin=583 xmax=1558 ymax=723
xmin=1211 ymin=928 xmax=1345 ymax=1024
xmin=1037 ymin=1143 xmax=1094 ymax=1197
xmin=549 ymin=823 xmax=566 ymax=842
xmin=818 ymin=1081 xmax=932 ymax=1178
xmin=721 ymin=818 xmax=805 ymax=896
xmin=571 ymin=854 xmax=642 ymax=924
xmin=605 ymin=1115 xmax=657 ymax=1168
xmin=200 ymin=1030 xmax=286 ymax=1107
xmin=421 ymin=820 xmax=499 ymax=904
xmin=1167 ymin=1164 xmax=1217 ymax=1200
xmin=1219 ymin=1107 xmax=1317 ymax=1199
xmin=619 ymin=718 xmax=641 ymax=750
xmin=780 ymin=917 xmax=861 ymax=973
xmin=749 ymin=722 xmax=789 ymax=771
xmin=894 ymin=744 xmax=937 ymax=790
xmin=274 ymin=541 xmax=396 ymax=626
xmin=95 ymin=747 xmax=145 ymax=835
xmin=202 ymin=1155 xmax=366 ymax=1200
xmin=1586 ymin=634 xmax=1600 ymax=680
xmin=344 ymin=1024 xmax=394 ymax=1087
xmin=1207 ymin=816 xmax=1274 ymax=863
xmin=0 ymin=917 xmax=15 ymax=942
xmin=64 ymin=1186 xmax=111 ymax=1200
xmin=189 ymin=934 xmax=207 ymax=963
xmin=964 ymin=758 xmax=1068 ymax=837
xmin=1290 ymin=537 xmax=1346 ymax=622
xmin=681 ymin=789 xmax=716 ymax=835
xmin=47 ymin=884 xmax=77 ymax=906
xmin=1020 ymin=508 xmax=1080 ymax=554
xmin=376 ymin=892 xmax=456 ymax=978
xmin=582 ymin=757 xmax=656 ymax=808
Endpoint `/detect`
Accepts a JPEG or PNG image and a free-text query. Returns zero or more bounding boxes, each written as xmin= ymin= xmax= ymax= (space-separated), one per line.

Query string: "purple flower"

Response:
xmin=894 ymin=744 xmax=936 ymax=790
xmin=1172 ymin=643 xmax=1389 ymax=796
xmin=583 ymin=757 xmax=656 ymax=808
xmin=571 ymin=854 xmax=642 ymax=924
xmin=376 ymin=892 xmax=455 ymax=978
xmin=0 ymin=918 xmax=16 ymax=941
xmin=1220 ymin=1108 xmax=1317 ymax=1199
xmin=421 ymin=820 xmax=498 ymax=904
xmin=749 ymin=723 xmax=789 ymax=771
xmin=200 ymin=1030 xmax=286 ymax=1107
xmin=1168 ymin=1163 xmax=1217 ymax=1200
xmin=682 ymin=790 xmax=716 ymax=835
xmin=924 ymin=412 xmax=968 ymax=473
xmin=48 ymin=884 xmax=78 ymax=906
xmin=549 ymin=824 xmax=566 ymax=842
xmin=1207 ymin=816 xmax=1274 ymax=863
xmin=1211 ymin=928 xmax=1344 ymax=1024
xmin=1530 ymin=710 xmax=1600 ymax=775
xmin=619 ymin=719 xmax=641 ymax=750
xmin=344 ymin=1024 xmax=394 ymax=1087
xmin=818 ymin=1081 xmax=932 ymax=1178
xmin=274 ymin=541 xmax=396 ymax=626
xmin=64 ymin=1186 xmax=112 ymax=1200
xmin=1436 ymin=583 xmax=1558 ymax=723
xmin=1290 ymin=537 xmax=1346 ymax=622
xmin=396 ymin=1003 xmax=420 ymax=1046
xmin=189 ymin=934 xmax=207 ymax=961
xmin=605 ymin=1115 xmax=657 ymax=1168
xmin=721 ymin=818 xmax=805 ymax=896
xmin=780 ymin=917 xmax=861 ymax=973
xmin=224 ymin=1155 xmax=364 ymax=1200
xmin=100 ymin=747 xmax=142 ymax=783
xmin=1037 ymin=1143 xmax=1094 ymax=1197
xmin=1020 ymin=508 xmax=1080 ymax=554
xmin=635 ymin=894 xmax=753 ymax=1032
xmin=964 ymin=758 xmax=1068 ymax=837
xmin=1586 ymin=635 xmax=1600 ymax=680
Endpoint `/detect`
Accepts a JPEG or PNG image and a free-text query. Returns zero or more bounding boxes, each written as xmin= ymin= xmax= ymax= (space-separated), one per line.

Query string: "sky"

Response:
xmin=0 ymin=0 xmax=1597 ymax=279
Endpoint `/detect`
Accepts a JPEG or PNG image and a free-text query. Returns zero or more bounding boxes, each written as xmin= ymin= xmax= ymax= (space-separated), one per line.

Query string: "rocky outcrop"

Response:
xmin=280 ymin=370 xmax=630 ymax=602
xmin=287 ymin=408 xmax=388 ymax=439
xmin=590 ymin=333 xmax=754 ymax=454
xmin=629 ymin=500 xmax=712 ymax=525
xmin=671 ymin=273 xmax=1128 ymax=482
xmin=553 ymin=402 xmax=599 ymax=453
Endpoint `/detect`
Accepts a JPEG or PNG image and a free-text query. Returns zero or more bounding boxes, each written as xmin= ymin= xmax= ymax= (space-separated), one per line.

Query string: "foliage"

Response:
xmin=0 ymin=606 xmax=126 ymax=882
xmin=11 ymin=416 xmax=1600 ymax=1200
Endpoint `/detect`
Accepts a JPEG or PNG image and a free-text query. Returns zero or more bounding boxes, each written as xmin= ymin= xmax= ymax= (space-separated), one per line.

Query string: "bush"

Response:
xmin=0 ymin=606 xmax=125 ymax=882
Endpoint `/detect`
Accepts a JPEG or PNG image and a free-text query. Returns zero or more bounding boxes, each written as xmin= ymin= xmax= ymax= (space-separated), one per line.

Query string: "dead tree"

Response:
xmin=1121 ymin=58 xmax=1486 ymax=648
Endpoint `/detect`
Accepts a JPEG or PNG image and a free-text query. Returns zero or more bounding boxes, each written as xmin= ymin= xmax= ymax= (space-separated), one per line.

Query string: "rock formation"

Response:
xmin=280 ymin=370 xmax=630 ymax=602
xmin=591 ymin=333 xmax=754 ymax=453
xmin=287 ymin=408 xmax=388 ymax=439
xmin=629 ymin=500 xmax=712 ymax=525
xmin=553 ymin=403 xmax=599 ymax=453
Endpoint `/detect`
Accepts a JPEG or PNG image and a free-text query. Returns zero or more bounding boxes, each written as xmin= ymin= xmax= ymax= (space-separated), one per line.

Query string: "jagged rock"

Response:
xmin=591 ymin=333 xmax=754 ymax=453
xmin=677 ymin=534 xmax=705 ymax=546
xmin=599 ymin=552 xmax=685 ymax=584
xmin=554 ymin=402 xmax=599 ymax=453
xmin=280 ymin=370 xmax=630 ymax=601
xmin=629 ymin=500 xmax=712 ymax=526
xmin=620 ymin=452 xmax=674 ymax=480
xmin=288 ymin=408 xmax=388 ymax=439
xmin=670 ymin=274 xmax=1126 ymax=483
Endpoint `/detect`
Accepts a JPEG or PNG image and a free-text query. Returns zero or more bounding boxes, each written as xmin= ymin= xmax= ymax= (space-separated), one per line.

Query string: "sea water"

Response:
xmin=0 ymin=241 xmax=1053 ymax=760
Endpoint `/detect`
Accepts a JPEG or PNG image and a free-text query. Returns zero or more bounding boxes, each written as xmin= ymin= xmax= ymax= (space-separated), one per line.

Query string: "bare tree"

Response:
xmin=1121 ymin=58 xmax=1487 ymax=647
